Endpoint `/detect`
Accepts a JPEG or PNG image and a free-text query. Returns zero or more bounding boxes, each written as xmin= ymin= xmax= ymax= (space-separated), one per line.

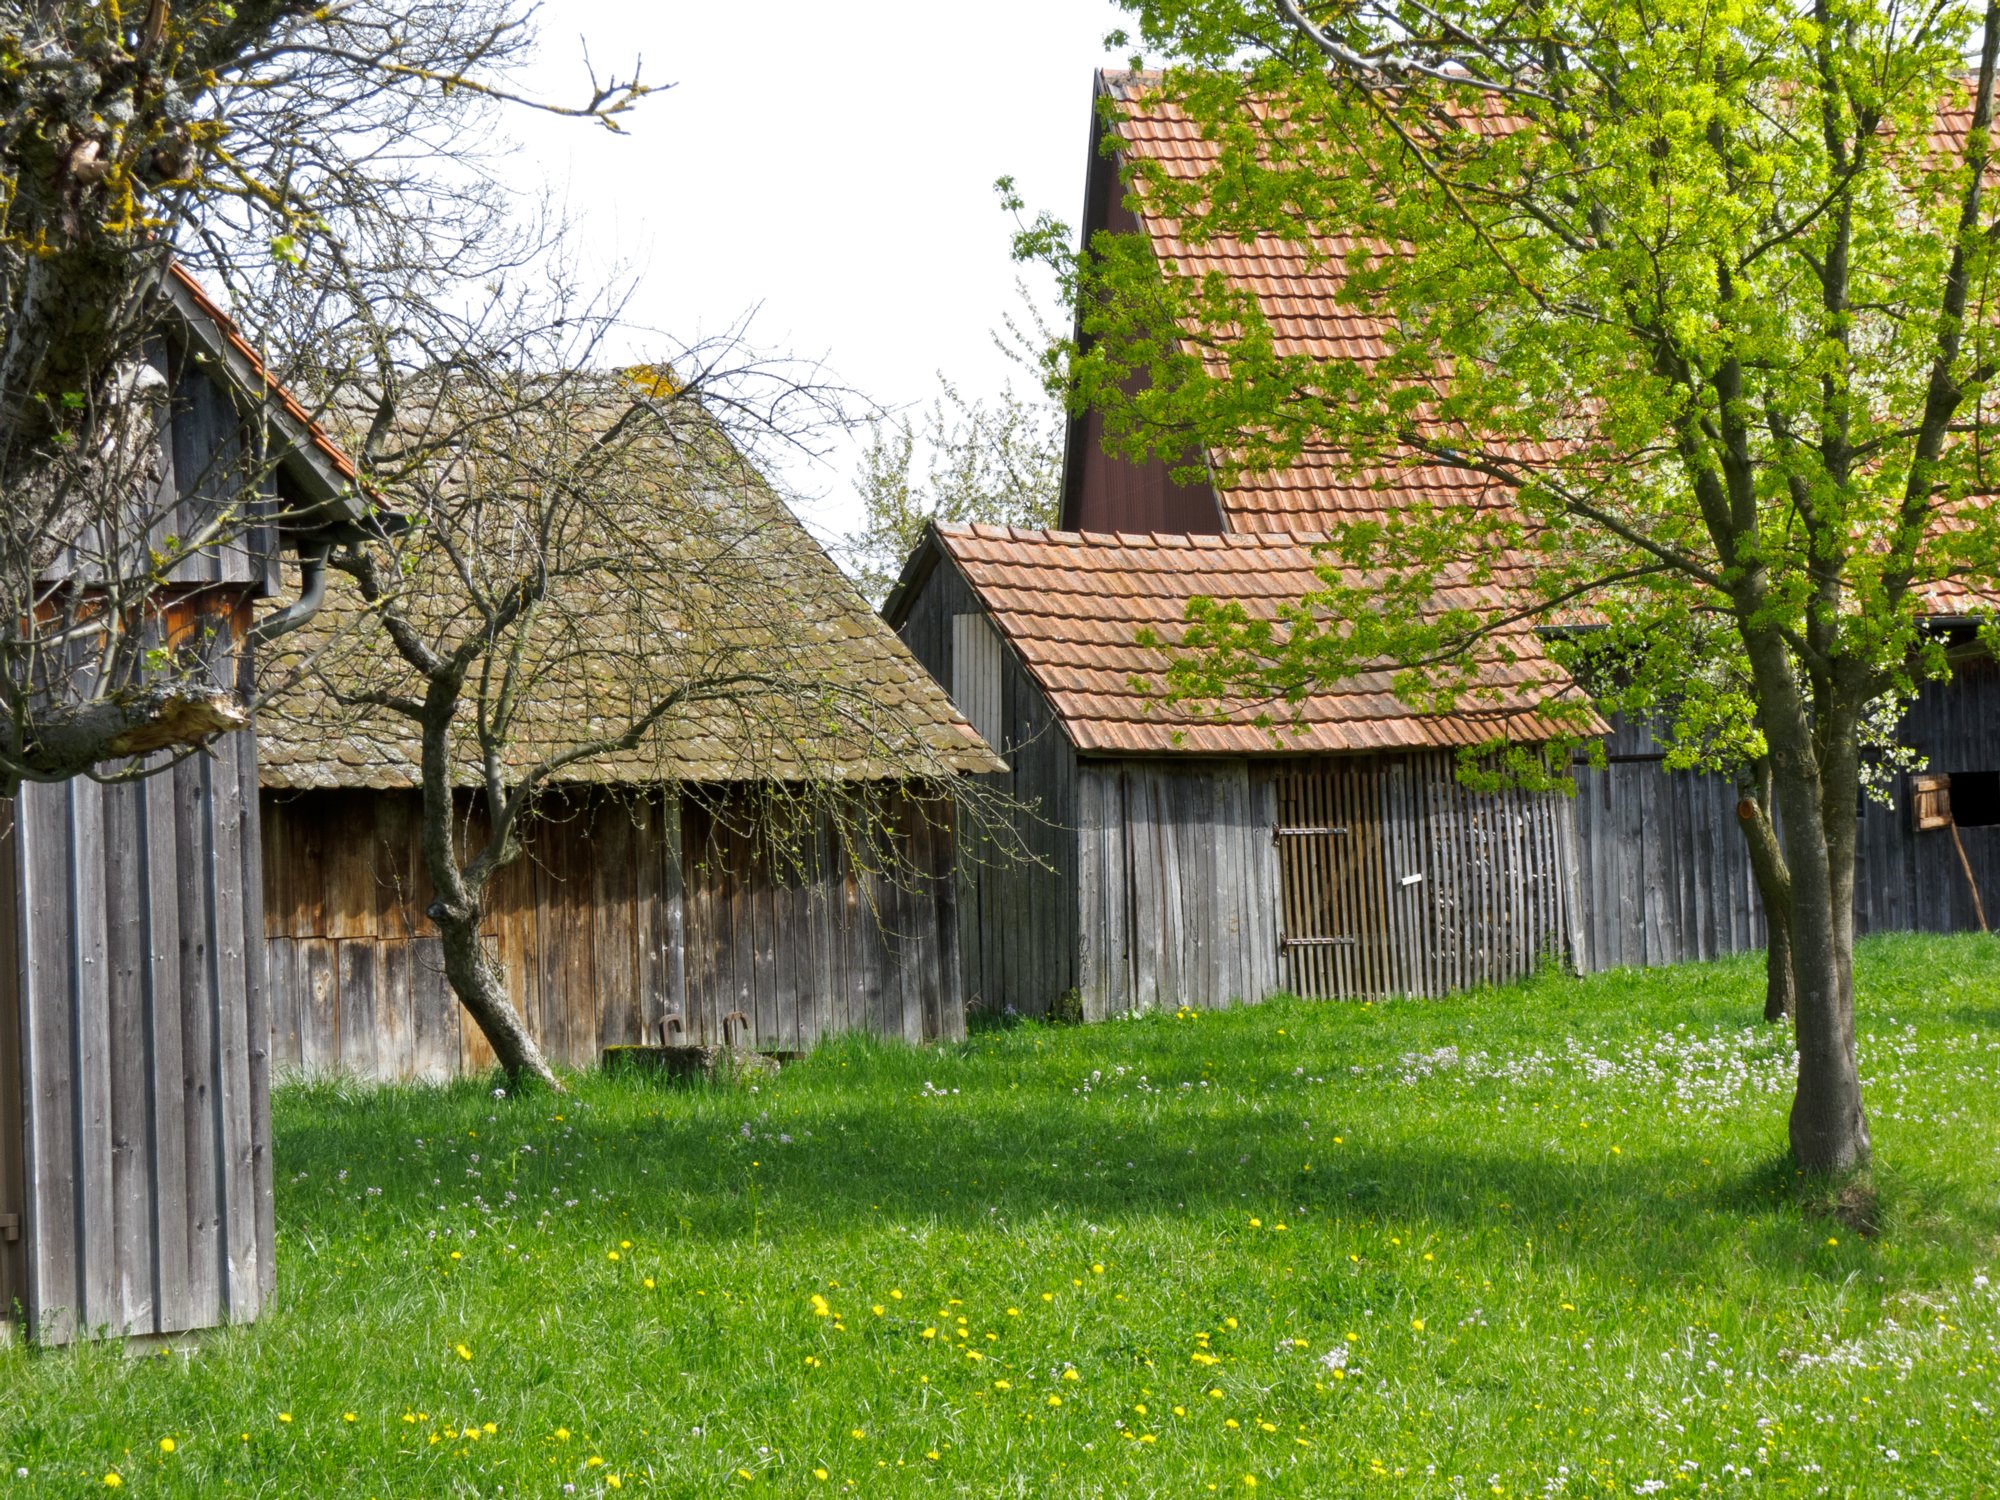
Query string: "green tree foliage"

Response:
xmin=843 ymin=379 xmax=1062 ymax=605
xmin=1019 ymin=0 xmax=2000 ymax=1173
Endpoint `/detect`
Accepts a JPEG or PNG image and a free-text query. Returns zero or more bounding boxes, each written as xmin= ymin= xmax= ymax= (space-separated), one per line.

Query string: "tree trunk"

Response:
xmin=1768 ymin=735 xmax=1870 ymax=1173
xmin=1763 ymin=903 xmax=1796 ymax=1025
xmin=1735 ymin=760 xmax=1795 ymax=1024
xmin=414 ymin=691 xmax=563 ymax=1092
xmin=433 ymin=906 xmax=562 ymax=1092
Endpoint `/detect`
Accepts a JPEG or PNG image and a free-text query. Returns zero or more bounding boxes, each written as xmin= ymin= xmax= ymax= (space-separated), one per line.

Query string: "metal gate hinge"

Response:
xmin=0 ymin=1213 xmax=18 ymax=1243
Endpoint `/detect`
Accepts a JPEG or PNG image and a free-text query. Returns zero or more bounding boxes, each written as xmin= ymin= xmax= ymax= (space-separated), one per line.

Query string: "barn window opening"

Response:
xmin=1951 ymin=771 xmax=2000 ymax=827
xmin=950 ymin=612 xmax=1006 ymax=755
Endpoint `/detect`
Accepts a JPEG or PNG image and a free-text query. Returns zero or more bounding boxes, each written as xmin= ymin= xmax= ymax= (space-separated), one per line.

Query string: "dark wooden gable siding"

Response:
xmin=1057 ymin=104 xmax=1225 ymax=538
xmin=45 ymin=341 xmax=279 ymax=596
xmin=893 ymin=551 xmax=1081 ymax=1017
xmin=1 ymin=620 xmax=271 ymax=1344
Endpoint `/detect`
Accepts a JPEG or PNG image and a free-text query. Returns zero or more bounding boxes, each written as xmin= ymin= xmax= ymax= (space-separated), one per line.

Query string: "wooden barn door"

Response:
xmin=1274 ymin=761 xmax=1393 ymax=998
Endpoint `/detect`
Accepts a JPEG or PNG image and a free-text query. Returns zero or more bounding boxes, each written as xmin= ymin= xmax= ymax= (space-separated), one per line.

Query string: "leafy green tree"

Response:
xmin=843 ymin=378 xmax=1062 ymax=605
xmin=1022 ymin=0 xmax=2000 ymax=1174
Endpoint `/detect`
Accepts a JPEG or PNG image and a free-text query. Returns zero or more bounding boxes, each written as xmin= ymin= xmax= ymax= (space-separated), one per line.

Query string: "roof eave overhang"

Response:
xmin=161 ymin=271 xmax=368 ymax=529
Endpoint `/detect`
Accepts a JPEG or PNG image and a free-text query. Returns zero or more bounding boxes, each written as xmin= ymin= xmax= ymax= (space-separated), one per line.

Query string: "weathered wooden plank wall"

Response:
xmin=893 ymin=553 xmax=1080 ymax=1018
xmin=0 ymin=787 xmax=23 ymax=1325
xmin=1262 ymin=754 xmax=1573 ymax=1001
xmin=1 ymin=706 xmax=271 ymax=1344
xmin=1075 ymin=759 xmax=1281 ymax=1018
xmin=263 ymin=782 xmax=961 ymax=1078
xmin=1572 ymin=664 xmax=2000 ymax=970
xmin=680 ymin=787 xmax=961 ymax=1048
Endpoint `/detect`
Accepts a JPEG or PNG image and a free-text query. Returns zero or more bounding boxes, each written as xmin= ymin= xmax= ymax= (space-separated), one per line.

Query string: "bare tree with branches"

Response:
xmin=0 ymin=0 xmax=645 ymax=788
xmin=260 ymin=291 xmax=1002 ymax=1089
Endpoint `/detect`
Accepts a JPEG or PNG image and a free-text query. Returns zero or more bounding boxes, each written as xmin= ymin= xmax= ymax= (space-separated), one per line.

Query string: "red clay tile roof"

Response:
xmin=932 ymin=523 xmax=1595 ymax=755
xmin=1099 ymin=70 xmax=1513 ymax=534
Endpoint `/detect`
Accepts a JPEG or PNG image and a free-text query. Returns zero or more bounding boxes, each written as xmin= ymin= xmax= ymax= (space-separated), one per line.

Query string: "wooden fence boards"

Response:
xmin=1260 ymin=754 xmax=1573 ymax=1002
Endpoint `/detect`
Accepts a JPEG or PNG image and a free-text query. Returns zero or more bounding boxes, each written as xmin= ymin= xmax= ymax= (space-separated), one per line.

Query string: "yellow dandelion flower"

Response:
xmin=1173 ymin=1406 xmax=1187 ymax=1417
xmin=850 ymin=1429 xmax=866 ymax=1440
xmin=644 ymin=1278 xmax=656 ymax=1290
xmin=1062 ymin=1369 xmax=1080 ymax=1382
xmin=1225 ymin=1318 xmax=1238 ymax=1329
xmin=737 ymin=1469 xmax=754 ymax=1481
xmin=994 ymin=1380 xmax=1012 ymax=1390
xmin=455 ymin=1344 xmax=473 ymax=1361
xmin=620 ymin=1240 xmax=632 ymax=1249
xmin=482 ymin=1423 xmax=497 ymax=1435
xmin=921 ymin=1327 xmax=937 ymax=1339
xmin=278 ymin=1412 xmax=293 ymax=1424
xmin=103 ymin=1476 xmax=122 ymax=1489
xmin=925 ymin=1450 xmax=941 ymax=1461
xmin=1091 ymin=1264 xmax=1104 ymax=1275
xmin=608 ymin=1479 xmax=623 ymax=1491
xmin=811 ymin=1295 xmax=832 ymax=1317
xmin=159 ymin=1438 xmax=176 ymax=1454
xmin=871 ymin=1304 xmax=885 ymax=1316
xmin=1041 ymin=1292 xmax=1054 ymax=1302
xmin=1225 ymin=1419 xmax=1240 ymax=1430
xmin=557 ymin=1428 xmax=571 ymax=1440
xmin=1259 ymin=1421 xmax=1277 ymax=1432
xmin=1827 ymin=1237 xmax=1840 ymax=1247
xmin=343 ymin=1412 xmax=357 ymax=1423
xmin=587 ymin=1456 xmax=605 ymax=1467
xmin=1249 ymin=1218 xmax=1262 ymax=1228
xmin=1209 ymin=1389 xmax=1224 ymax=1399
xmin=608 ymin=1251 xmax=621 ymax=1262
xmin=1244 ymin=1477 xmax=1259 ymax=1488
xmin=889 ymin=1289 xmax=903 ymax=1300
xmin=813 ymin=1467 xmax=830 ymax=1481
xmin=1047 ymin=1395 xmax=1062 ymax=1407
xmin=1140 ymin=1433 xmax=1157 ymax=1444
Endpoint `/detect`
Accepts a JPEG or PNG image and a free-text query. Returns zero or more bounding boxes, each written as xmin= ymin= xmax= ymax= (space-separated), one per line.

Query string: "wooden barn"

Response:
xmin=1570 ymin=646 xmax=2000 ymax=968
xmin=1037 ymin=68 xmax=2000 ymax=977
xmin=885 ymin=524 xmax=1594 ymax=1019
xmin=254 ymin=472 xmax=1003 ymax=1083
xmin=2 ymin=267 xmax=365 ymax=1344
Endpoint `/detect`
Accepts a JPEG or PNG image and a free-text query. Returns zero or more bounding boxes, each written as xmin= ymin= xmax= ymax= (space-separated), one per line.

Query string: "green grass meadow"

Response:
xmin=4 ymin=933 xmax=1999 ymax=1496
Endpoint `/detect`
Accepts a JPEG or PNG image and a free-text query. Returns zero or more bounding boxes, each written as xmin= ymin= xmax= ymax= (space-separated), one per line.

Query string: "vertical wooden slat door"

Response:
xmin=1274 ymin=760 xmax=1391 ymax=998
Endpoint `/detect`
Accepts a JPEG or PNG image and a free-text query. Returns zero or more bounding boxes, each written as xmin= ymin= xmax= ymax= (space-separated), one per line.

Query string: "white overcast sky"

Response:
xmin=508 ymin=2 xmax=1136 ymax=543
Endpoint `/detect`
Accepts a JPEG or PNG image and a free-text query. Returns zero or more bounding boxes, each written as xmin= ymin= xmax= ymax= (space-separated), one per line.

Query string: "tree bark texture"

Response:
xmin=1735 ymin=761 xmax=1796 ymax=1024
xmin=415 ymin=685 xmax=563 ymax=1092
xmin=1765 ymin=709 xmax=1871 ymax=1173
